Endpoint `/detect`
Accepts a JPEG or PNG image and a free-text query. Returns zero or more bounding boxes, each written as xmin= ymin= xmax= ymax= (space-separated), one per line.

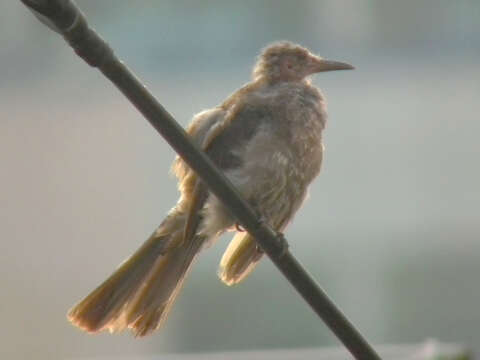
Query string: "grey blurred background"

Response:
xmin=1 ymin=1 xmax=479 ymax=359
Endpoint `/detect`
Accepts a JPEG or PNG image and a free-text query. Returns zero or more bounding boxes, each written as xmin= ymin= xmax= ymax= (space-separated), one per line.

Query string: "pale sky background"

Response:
xmin=1 ymin=1 xmax=479 ymax=359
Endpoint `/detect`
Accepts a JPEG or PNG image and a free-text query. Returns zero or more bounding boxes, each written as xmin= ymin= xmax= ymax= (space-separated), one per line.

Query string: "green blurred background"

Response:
xmin=1 ymin=1 xmax=479 ymax=359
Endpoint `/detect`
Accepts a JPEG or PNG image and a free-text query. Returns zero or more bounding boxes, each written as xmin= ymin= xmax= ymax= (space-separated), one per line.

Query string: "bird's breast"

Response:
xmin=268 ymin=84 xmax=326 ymax=184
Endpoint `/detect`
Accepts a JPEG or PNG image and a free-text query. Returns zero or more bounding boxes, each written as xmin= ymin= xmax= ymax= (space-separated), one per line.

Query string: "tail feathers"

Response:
xmin=67 ymin=213 xmax=204 ymax=336
xmin=125 ymin=233 xmax=204 ymax=336
xmin=67 ymin=231 xmax=170 ymax=333
xmin=218 ymin=233 xmax=263 ymax=286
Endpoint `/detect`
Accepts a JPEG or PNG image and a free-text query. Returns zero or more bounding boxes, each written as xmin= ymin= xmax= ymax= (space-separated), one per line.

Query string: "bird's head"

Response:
xmin=253 ymin=41 xmax=354 ymax=83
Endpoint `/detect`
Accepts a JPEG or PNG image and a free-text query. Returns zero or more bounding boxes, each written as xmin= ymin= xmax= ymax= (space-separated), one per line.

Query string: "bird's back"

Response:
xmin=197 ymin=80 xmax=326 ymax=230
xmin=221 ymin=81 xmax=326 ymax=182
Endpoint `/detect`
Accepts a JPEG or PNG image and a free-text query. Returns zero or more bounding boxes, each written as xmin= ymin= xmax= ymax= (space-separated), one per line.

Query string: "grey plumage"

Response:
xmin=68 ymin=41 xmax=353 ymax=336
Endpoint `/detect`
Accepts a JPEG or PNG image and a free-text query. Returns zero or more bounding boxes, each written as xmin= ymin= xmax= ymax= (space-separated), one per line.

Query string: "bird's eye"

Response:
xmin=286 ymin=62 xmax=293 ymax=70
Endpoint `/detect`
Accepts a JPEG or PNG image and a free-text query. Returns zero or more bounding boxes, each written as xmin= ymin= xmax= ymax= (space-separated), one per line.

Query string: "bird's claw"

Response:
xmin=252 ymin=216 xmax=289 ymax=257
xmin=273 ymin=232 xmax=289 ymax=257
xmin=235 ymin=223 xmax=245 ymax=232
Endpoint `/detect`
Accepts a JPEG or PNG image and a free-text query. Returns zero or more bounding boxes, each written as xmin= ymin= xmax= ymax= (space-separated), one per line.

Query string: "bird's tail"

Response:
xmin=218 ymin=232 xmax=263 ymax=286
xmin=67 ymin=209 xmax=205 ymax=337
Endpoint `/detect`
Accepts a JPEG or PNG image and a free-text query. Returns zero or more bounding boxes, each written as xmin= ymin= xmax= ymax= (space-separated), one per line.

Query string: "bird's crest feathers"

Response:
xmin=253 ymin=41 xmax=315 ymax=82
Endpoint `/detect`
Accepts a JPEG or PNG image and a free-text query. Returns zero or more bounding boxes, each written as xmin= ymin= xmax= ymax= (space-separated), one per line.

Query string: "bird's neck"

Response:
xmin=220 ymin=77 xmax=312 ymax=110
xmin=261 ymin=76 xmax=311 ymax=87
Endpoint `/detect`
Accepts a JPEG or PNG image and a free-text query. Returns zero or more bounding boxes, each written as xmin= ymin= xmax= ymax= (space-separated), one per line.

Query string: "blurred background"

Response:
xmin=1 ymin=1 xmax=479 ymax=359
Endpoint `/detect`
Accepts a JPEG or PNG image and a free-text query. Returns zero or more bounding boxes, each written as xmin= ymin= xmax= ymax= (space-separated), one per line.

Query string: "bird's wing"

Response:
xmin=172 ymin=81 xmax=262 ymax=183
xmin=182 ymin=180 xmax=208 ymax=246
xmin=176 ymin=98 xmax=268 ymax=242
xmin=171 ymin=108 xmax=224 ymax=186
xmin=172 ymin=108 xmax=225 ymax=243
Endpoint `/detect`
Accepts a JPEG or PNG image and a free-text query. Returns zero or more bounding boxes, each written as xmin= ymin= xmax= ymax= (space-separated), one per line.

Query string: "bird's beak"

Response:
xmin=310 ymin=57 xmax=355 ymax=73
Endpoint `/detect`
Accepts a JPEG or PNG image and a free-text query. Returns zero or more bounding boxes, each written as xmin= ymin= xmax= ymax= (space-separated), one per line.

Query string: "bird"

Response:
xmin=67 ymin=41 xmax=354 ymax=337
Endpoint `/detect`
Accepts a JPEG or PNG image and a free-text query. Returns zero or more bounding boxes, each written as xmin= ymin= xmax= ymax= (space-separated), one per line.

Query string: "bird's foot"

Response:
xmin=272 ymin=231 xmax=289 ymax=257
xmin=235 ymin=222 xmax=246 ymax=232
xmin=253 ymin=216 xmax=289 ymax=258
